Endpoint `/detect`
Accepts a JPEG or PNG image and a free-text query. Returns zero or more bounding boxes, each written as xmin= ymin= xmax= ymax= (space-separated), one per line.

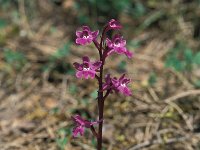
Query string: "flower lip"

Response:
xmin=120 ymin=83 xmax=126 ymax=87
xmin=81 ymin=31 xmax=90 ymax=39
xmin=83 ymin=67 xmax=90 ymax=71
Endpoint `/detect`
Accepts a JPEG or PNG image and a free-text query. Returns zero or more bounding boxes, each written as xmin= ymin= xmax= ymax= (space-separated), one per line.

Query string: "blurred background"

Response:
xmin=0 ymin=0 xmax=200 ymax=150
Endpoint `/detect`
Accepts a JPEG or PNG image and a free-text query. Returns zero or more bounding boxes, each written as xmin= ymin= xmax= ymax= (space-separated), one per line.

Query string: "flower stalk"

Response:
xmin=72 ymin=19 xmax=133 ymax=150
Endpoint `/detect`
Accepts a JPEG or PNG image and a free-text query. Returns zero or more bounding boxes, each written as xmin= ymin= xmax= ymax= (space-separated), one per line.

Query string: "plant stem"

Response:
xmin=97 ymin=63 xmax=104 ymax=150
xmin=97 ymin=27 xmax=107 ymax=150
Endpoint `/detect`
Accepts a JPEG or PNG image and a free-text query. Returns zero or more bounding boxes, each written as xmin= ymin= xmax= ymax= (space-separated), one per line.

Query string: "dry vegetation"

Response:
xmin=0 ymin=0 xmax=200 ymax=150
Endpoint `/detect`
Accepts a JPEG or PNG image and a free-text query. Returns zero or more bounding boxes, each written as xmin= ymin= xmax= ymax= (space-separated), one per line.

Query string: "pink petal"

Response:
xmin=82 ymin=56 xmax=90 ymax=63
xmin=86 ymin=70 xmax=96 ymax=79
xmin=121 ymin=39 xmax=126 ymax=47
xmin=106 ymin=38 xmax=113 ymax=48
xmin=125 ymin=50 xmax=133 ymax=58
xmin=86 ymin=37 xmax=93 ymax=43
xmin=76 ymin=71 xmax=83 ymax=78
xmin=72 ymin=115 xmax=85 ymax=125
xmin=76 ymin=38 xmax=87 ymax=45
xmin=114 ymin=47 xmax=126 ymax=54
xmin=88 ymin=72 xmax=95 ymax=79
xmin=73 ymin=62 xmax=82 ymax=71
xmin=119 ymin=74 xmax=126 ymax=81
xmin=73 ymin=126 xmax=85 ymax=137
xmin=92 ymin=61 xmax=102 ymax=70
xmin=108 ymin=19 xmax=122 ymax=29
xmin=76 ymin=31 xmax=82 ymax=37
xmin=83 ymin=71 xmax=90 ymax=79
xmin=123 ymin=87 xmax=132 ymax=96
xmin=107 ymin=49 xmax=114 ymax=56
xmin=82 ymin=26 xmax=90 ymax=31
xmin=92 ymin=30 xmax=99 ymax=39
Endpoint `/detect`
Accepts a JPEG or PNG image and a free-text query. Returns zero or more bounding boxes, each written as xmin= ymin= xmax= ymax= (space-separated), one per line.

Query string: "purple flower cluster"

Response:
xmin=75 ymin=19 xmax=132 ymax=58
xmin=72 ymin=19 xmax=133 ymax=139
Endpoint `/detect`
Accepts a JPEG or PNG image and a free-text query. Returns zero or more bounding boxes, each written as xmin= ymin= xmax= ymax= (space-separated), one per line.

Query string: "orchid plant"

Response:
xmin=72 ymin=19 xmax=132 ymax=150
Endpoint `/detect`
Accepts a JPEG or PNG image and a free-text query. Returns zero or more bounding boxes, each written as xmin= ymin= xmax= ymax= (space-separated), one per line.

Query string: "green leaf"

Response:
xmin=128 ymin=40 xmax=141 ymax=49
xmin=165 ymin=55 xmax=184 ymax=71
xmin=91 ymin=137 xmax=97 ymax=147
xmin=184 ymin=48 xmax=193 ymax=64
xmin=56 ymin=128 xmax=72 ymax=149
xmin=69 ymin=84 xmax=77 ymax=94
xmin=194 ymin=80 xmax=200 ymax=88
xmin=148 ymin=72 xmax=157 ymax=86
xmin=52 ymin=43 xmax=71 ymax=59
xmin=118 ymin=61 xmax=126 ymax=71
xmin=90 ymin=90 xmax=98 ymax=99
xmin=3 ymin=49 xmax=27 ymax=70
xmin=194 ymin=52 xmax=200 ymax=65
xmin=132 ymin=2 xmax=146 ymax=18
xmin=139 ymin=10 xmax=164 ymax=30
xmin=0 ymin=18 xmax=8 ymax=28
xmin=56 ymin=137 xmax=68 ymax=150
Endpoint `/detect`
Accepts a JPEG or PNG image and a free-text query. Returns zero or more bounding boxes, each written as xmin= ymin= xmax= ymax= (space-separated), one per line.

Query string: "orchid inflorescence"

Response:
xmin=72 ymin=19 xmax=132 ymax=150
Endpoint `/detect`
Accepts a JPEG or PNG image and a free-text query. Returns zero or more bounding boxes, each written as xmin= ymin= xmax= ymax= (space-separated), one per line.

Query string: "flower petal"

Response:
xmin=76 ymin=38 xmax=87 ymax=45
xmin=106 ymin=38 xmax=113 ymax=48
xmin=82 ymin=26 xmax=90 ymax=31
xmin=73 ymin=62 xmax=82 ymax=71
xmin=125 ymin=50 xmax=133 ymax=58
xmin=82 ymin=56 xmax=90 ymax=63
xmin=114 ymin=47 xmax=126 ymax=54
xmin=76 ymin=71 xmax=83 ymax=78
xmin=83 ymin=71 xmax=90 ymax=79
xmin=92 ymin=61 xmax=102 ymax=70
xmin=76 ymin=31 xmax=82 ymax=37
xmin=92 ymin=30 xmax=99 ymax=39
xmin=123 ymin=87 xmax=132 ymax=96
xmin=121 ymin=39 xmax=126 ymax=47
xmin=108 ymin=19 xmax=122 ymax=30
xmin=72 ymin=115 xmax=85 ymax=125
xmin=119 ymin=74 xmax=126 ymax=81
xmin=88 ymin=71 xmax=96 ymax=79
xmin=72 ymin=126 xmax=85 ymax=137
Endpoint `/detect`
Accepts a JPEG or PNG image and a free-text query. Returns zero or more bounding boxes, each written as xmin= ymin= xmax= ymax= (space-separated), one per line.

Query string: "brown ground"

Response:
xmin=0 ymin=0 xmax=200 ymax=150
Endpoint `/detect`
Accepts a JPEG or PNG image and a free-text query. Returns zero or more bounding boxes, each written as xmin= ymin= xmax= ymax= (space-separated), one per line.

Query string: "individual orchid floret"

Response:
xmin=107 ymin=19 xmax=122 ymax=30
xmin=73 ymin=56 xmax=102 ymax=79
xmin=76 ymin=26 xmax=99 ymax=45
xmin=106 ymin=34 xmax=133 ymax=58
xmin=72 ymin=115 xmax=101 ymax=137
xmin=106 ymin=34 xmax=126 ymax=53
xmin=112 ymin=74 xmax=132 ymax=96
xmin=103 ymin=74 xmax=132 ymax=96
